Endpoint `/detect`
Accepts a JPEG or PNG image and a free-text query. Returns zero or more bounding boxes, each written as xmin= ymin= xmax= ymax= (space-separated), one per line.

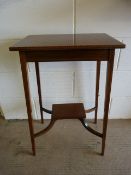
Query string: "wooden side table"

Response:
xmin=9 ymin=34 xmax=125 ymax=156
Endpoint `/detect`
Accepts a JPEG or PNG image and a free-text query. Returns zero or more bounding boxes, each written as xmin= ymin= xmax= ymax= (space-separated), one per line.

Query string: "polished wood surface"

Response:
xmin=52 ymin=103 xmax=86 ymax=119
xmin=9 ymin=33 xmax=125 ymax=51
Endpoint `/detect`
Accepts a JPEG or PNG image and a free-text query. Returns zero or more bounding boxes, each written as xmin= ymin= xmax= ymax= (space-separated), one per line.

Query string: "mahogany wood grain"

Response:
xmin=9 ymin=33 xmax=125 ymax=51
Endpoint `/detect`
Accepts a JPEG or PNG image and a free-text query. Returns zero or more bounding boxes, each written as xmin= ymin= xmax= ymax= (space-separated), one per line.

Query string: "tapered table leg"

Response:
xmin=19 ymin=52 xmax=36 ymax=156
xmin=94 ymin=61 xmax=101 ymax=123
xmin=35 ymin=62 xmax=44 ymax=123
xmin=102 ymin=49 xmax=115 ymax=155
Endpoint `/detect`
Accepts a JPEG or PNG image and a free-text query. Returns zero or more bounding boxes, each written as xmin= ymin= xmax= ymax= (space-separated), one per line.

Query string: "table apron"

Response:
xmin=23 ymin=49 xmax=109 ymax=62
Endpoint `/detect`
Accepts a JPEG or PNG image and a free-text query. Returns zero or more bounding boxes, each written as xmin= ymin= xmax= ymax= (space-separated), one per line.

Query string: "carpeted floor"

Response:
xmin=0 ymin=118 xmax=131 ymax=175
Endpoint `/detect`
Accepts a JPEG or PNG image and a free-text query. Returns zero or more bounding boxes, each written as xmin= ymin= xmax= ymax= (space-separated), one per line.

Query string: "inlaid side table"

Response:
xmin=9 ymin=34 xmax=125 ymax=156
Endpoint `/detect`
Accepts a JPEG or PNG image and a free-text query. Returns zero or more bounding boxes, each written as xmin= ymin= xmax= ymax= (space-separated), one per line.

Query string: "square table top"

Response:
xmin=9 ymin=33 xmax=125 ymax=51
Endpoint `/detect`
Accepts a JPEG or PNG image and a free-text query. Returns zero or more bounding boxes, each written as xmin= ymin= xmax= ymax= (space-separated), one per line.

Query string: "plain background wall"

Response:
xmin=0 ymin=0 xmax=131 ymax=119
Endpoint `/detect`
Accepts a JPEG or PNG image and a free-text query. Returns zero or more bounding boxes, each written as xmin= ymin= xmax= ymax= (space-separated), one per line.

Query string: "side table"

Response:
xmin=9 ymin=34 xmax=125 ymax=155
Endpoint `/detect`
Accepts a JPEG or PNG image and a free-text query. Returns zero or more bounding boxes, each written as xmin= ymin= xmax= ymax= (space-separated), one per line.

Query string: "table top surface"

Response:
xmin=9 ymin=33 xmax=125 ymax=51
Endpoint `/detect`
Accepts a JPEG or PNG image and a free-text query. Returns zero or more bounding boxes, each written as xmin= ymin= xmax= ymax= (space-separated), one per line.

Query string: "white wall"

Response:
xmin=0 ymin=0 xmax=131 ymax=119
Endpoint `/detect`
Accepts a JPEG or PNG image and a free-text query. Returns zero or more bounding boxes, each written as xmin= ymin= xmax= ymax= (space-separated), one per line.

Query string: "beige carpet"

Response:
xmin=0 ymin=118 xmax=131 ymax=175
